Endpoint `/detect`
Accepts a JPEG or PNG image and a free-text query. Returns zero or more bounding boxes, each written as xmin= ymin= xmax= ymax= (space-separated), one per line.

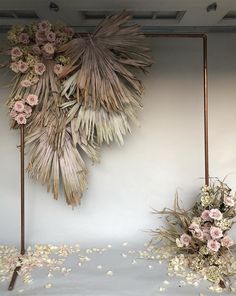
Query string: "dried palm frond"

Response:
xmin=58 ymin=11 xmax=152 ymax=145
xmin=26 ymin=125 xmax=88 ymax=206
xmin=10 ymin=61 xmax=99 ymax=206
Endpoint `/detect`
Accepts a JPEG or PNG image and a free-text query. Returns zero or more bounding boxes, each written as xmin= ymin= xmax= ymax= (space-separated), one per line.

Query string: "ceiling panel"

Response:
xmin=0 ymin=0 xmax=235 ymax=32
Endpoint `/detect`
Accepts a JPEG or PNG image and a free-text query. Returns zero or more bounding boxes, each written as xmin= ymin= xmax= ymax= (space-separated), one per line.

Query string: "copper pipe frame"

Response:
xmin=7 ymin=33 xmax=209 ymax=290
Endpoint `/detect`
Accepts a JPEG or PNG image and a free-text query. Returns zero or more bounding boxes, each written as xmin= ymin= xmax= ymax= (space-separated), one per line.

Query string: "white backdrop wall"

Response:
xmin=0 ymin=34 xmax=236 ymax=246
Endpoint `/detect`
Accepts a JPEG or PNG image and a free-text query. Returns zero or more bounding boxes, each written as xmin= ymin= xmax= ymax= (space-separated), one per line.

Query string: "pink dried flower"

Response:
xmin=15 ymin=113 xmax=27 ymax=125
xmin=24 ymin=105 xmax=32 ymax=118
xmin=19 ymin=33 xmax=29 ymax=44
xmin=210 ymin=226 xmax=223 ymax=240
xmin=35 ymin=30 xmax=46 ymax=42
xmin=207 ymin=239 xmax=221 ymax=252
xmin=10 ymin=109 xmax=17 ymax=118
xmin=203 ymin=229 xmax=211 ymax=241
xmin=26 ymin=94 xmax=38 ymax=106
xmin=38 ymin=21 xmax=51 ymax=32
xmin=180 ymin=233 xmax=191 ymax=247
xmin=46 ymin=31 xmax=56 ymax=42
xmin=43 ymin=43 xmax=55 ymax=55
xmin=18 ymin=60 xmax=28 ymax=73
xmin=188 ymin=222 xmax=200 ymax=234
xmin=10 ymin=62 xmax=19 ymax=73
xmin=53 ymin=64 xmax=63 ymax=76
xmin=193 ymin=229 xmax=204 ymax=240
xmin=11 ymin=47 xmax=23 ymax=58
xmin=189 ymin=222 xmax=199 ymax=230
xmin=221 ymin=235 xmax=234 ymax=248
xmin=34 ymin=63 xmax=46 ymax=75
xmin=55 ymin=37 xmax=63 ymax=46
xmin=20 ymin=79 xmax=31 ymax=88
xmin=209 ymin=209 xmax=223 ymax=220
xmin=13 ymin=101 xmax=25 ymax=112
xmin=224 ymin=196 xmax=234 ymax=207
xmin=31 ymin=45 xmax=41 ymax=55
xmin=201 ymin=210 xmax=211 ymax=221
xmin=24 ymin=105 xmax=32 ymax=116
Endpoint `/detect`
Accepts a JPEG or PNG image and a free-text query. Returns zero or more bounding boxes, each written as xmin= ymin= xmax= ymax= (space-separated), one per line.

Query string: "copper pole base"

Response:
xmin=9 ymin=125 xmax=25 ymax=291
xmin=8 ymin=266 xmax=21 ymax=291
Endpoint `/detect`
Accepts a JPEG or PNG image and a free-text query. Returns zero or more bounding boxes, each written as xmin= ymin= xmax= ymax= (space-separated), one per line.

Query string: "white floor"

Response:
xmin=0 ymin=242 xmax=232 ymax=296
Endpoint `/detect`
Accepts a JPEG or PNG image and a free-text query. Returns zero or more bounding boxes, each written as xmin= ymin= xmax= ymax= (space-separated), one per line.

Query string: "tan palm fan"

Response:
xmin=7 ymin=11 xmax=152 ymax=206
xmin=59 ymin=11 xmax=152 ymax=145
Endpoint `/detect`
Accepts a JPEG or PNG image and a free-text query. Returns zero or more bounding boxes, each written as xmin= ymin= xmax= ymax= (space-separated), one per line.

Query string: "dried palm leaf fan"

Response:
xmin=6 ymin=11 xmax=152 ymax=206
xmin=59 ymin=12 xmax=152 ymax=145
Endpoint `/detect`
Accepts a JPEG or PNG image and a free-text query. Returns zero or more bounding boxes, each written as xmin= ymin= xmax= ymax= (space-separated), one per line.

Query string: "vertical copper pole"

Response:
xmin=203 ymin=35 xmax=209 ymax=185
xmin=8 ymin=125 xmax=25 ymax=291
xmin=20 ymin=125 xmax=25 ymax=255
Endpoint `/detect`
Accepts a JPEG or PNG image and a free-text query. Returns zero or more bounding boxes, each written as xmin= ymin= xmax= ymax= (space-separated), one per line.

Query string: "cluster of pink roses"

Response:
xmin=10 ymin=94 xmax=38 ymax=124
xmin=8 ymin=21 xmax=74 ymax=124
xmin=9 ymin=21 xmax=74 ymax=84
xmin=179 ymin=195 xmax=235 ymax=253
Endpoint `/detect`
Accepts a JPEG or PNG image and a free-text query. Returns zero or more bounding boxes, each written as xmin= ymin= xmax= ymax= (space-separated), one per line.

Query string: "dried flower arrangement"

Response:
xmin=150 ymin=180 xmax=236 ymax=292
xmin=4 ymin=12 xmax=152 ymax=206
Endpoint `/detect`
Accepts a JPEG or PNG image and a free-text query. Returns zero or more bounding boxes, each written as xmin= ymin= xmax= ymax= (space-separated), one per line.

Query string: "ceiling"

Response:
xmin=0 ymin=0 xmax=236 ymax=32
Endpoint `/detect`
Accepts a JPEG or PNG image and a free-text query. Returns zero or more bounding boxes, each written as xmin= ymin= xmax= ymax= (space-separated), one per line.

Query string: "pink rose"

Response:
xmin=224 ymin=196 xmax=234 ymax=207
xmin=203 ymin=229 xmax=211 ymax=241
xmin=18 ymin=60 xmax=28 ymax=73
xmin=24 ymin=105 xmax=32 ymax=117
xmin=210 ymin=226 xmax=223 ymax=240
xmin=55 ymin=37 xmax=63 ymax=46
xmin=38 ymin=21 xmax=51 ymax=32
xmin=26 ymin=94 xmax=38 ymax=106
xmin=19 ymin=33 xmax=29 ymax=44
xmin=53 ymin=64 xmax=63 ymax=76
xmin=209 ymin=209 xmax=223 ymax=220
xmin=13 ymin=101 xmax=25 ymax=112
xmin=35 ymin=30 xmax=46 ymax=42
xmin=201 ymin=210 xmax=211 ymax=221
xmin=15 ymin=113 xmax=27 ymax=125
xmin=31 ymin=45 xmax=41 ymax=55
xmin=10 ymin=62 xmax=19 ymax=73
xmin=20 ymin=79 xmax=31 ymax=88
xmin=10 ymin=109 xmax=17 ymax=118
xmin=11 ymin=47 xmax=23 ymax=58
xmin=34 ymin=63 xmax=46 ymax=75
xmin=207 ymin=239 xmax=221 ymax=252
xmin=188 ymin=222 xmax=200 ymax=235
xmin=193 ymin=229 xmax=204 ymax=240
xmin=189 ymin=222 xmax=199 ymax=230
xmin=46 ymin=31 xmax=56 ymax=42
xmin=43 ymin=43 xmax=55 ymax=55
xmin=180 ymin=233 xmax=191 ymax=247
xmin=221 ymin=235 xmax=234 ymax=248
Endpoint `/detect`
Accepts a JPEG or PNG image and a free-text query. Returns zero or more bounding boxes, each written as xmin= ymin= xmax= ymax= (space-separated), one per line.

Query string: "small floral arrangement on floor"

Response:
xmin=150 ymin=180 xmax=236 ymax=292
